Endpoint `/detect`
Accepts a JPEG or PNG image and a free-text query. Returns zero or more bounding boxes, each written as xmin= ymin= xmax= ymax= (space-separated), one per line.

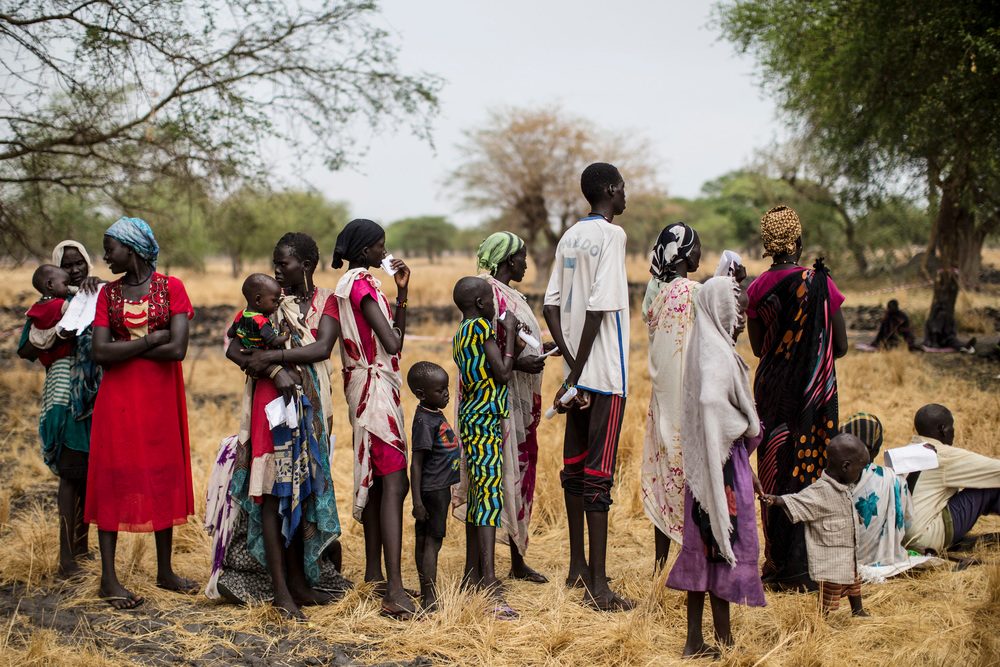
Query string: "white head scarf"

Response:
xmin=52 ymin=240 xmax=94 ymax=274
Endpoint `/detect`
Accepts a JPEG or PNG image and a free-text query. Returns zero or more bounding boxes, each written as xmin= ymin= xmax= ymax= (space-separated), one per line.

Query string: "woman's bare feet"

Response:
xmin=272 ymin=592 xmax=306 ymax=621
xmin=681 ymin=641 xmax=720 ymax=660
xmin=156 ymin=572 xmax=199 ymax=594
xmin=290 ymin=585 xmax=335 ymax=607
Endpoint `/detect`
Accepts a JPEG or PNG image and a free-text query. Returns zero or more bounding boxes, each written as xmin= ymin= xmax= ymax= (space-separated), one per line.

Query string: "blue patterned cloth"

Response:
xmin=105 ymin=217 xmax=159 ymax=269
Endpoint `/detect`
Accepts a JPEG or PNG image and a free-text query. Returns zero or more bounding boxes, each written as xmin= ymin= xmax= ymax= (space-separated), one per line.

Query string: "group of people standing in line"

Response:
xmin=19 ymin=161 xmax=1000 ymax=658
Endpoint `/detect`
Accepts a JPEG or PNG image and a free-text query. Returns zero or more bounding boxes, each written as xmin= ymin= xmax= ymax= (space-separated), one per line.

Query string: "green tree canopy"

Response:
xmin=385 ymin=216 xmax=457 ymax=262
xmin=716 ymin=0 xmax=1000 ymax=316
xmin=0 ymin=0 xmax=440 ymax=257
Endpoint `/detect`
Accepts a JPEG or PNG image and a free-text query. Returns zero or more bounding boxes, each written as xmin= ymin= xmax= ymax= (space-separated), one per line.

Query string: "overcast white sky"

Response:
xmin=300 ymin=1 xmax=783 ymax=227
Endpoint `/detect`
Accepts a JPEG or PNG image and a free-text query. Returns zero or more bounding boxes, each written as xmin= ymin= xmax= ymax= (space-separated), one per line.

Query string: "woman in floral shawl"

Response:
xmin=17 ymin=240 xmax=103 ymax=578
xmin=640 ymin=223 xmax=702 ymax=568
xmin=452 ymin=232 xmax=555 ymax=583
xmin=332 ymin=219 xmax=414 ymax=619
xmin=746 ymin=205 xmax=848 ymax=589
xmin=216 ymin=232 xmax=344 ymax=620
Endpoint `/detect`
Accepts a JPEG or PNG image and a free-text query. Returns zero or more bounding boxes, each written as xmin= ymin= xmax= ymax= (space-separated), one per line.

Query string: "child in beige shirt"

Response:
xmin=763 ymin=434 xmax=871 ymax=616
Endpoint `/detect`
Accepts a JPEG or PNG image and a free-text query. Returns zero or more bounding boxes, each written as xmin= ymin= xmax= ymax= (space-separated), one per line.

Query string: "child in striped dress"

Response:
xmin=452 ymin=277 xmax=524 ymax=617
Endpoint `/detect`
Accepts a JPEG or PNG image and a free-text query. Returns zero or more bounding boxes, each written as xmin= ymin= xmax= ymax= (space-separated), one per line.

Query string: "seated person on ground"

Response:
xmin=870 ymin=300 xmax=918 ymax=351
xmin=903 ymin=404 xmax=1000 ymax=554
xmin=923 ymin=302 xmax=975 ymax=352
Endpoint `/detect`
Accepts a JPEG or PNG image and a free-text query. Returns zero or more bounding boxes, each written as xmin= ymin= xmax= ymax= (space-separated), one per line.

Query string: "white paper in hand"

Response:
xmin=57 ymin=284 xmax=103 ymax=333
xmin=264 ymin=396 xmax=298 ymax=429
xmin=884 ymin=442 xmax=939 ymax=475
xmin=381 ymin=254 xmax=398 ymax=276
xmin=714 ymin=250 xmax=742 ymax=278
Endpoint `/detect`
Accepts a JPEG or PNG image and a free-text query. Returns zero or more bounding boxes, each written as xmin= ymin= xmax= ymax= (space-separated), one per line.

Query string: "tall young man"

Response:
xmin=543 ymin=162 xmax=633 ymax=611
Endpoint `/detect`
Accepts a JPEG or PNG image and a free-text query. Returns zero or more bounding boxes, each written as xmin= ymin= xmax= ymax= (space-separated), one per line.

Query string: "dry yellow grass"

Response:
xmin=1 ymin=255 xmax=999 ymax=666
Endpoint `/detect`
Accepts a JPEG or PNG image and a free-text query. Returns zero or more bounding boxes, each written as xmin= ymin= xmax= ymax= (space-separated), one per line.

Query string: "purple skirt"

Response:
xmin=665 ymin=439 xmax=766 ymax=607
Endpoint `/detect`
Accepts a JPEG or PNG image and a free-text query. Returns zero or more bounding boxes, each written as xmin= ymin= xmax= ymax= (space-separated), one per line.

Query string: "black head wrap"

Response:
xmin=650 ymin=222 xmax=697 ymax=280
xmin=332 ymin=218 xmax=385 ymax=269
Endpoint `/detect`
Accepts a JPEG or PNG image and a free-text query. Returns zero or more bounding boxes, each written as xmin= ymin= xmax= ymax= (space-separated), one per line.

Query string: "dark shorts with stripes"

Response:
xmin=560 ymin=392 xmax=626 ymax=513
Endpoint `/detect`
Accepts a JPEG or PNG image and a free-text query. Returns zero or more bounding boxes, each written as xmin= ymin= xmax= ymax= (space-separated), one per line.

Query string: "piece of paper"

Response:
xmin=499 ymin=311 xmax=541 ymax=349
xmin=381 ymin=254 xmax=398 ymax=276
xmin=56 ymin=284 xmax=103 ymax=333
xmin=264 ymin=396 xmax=298 ymax=430
xmin=714 ymin=250 xmax=742 ymax=278
xmin=884 ymin=442 xmax=939 ymax=475
xmin=538 ymin=347 xmax=559 ymax=358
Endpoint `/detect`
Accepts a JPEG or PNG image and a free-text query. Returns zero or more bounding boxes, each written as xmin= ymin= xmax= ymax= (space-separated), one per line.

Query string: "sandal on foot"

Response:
xmin=509 ymin=570 xmax=548 ymax=584
xmin=101 ymin=594 xmax=143 ymax=610
xmin=490 ymin=604 xmax=519 ymax=620
xmin=380 ymin=605 xmax=414 ymax=621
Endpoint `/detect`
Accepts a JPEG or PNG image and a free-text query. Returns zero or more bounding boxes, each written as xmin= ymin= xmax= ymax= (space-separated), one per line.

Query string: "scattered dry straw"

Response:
xmin=1 ymin=256 xmax=998 ymax=666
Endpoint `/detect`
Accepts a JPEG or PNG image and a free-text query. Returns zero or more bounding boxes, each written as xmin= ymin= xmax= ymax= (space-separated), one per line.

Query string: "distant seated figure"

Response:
xmin=870 ymin=300 xmax=917 ymax=351
xmin=923 ymin=302 xmax=975 ymax=352
xmin=903 ymin=404 xmax=1000 ymax=554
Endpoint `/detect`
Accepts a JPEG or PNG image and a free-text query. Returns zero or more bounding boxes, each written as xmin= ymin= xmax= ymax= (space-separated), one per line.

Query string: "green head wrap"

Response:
xmin=476 ymin=231 xmax=525 ymax=274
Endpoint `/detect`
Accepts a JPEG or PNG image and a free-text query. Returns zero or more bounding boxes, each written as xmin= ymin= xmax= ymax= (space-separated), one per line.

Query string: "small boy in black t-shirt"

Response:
xmin=407 ymin=361 xmax=460 ymax=610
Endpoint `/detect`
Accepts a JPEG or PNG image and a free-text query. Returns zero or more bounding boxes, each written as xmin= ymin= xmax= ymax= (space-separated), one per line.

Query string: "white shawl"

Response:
xmin=680 ymin=276 xmax=760 ymax=566
xmin=335 ymin=268 xmax=407 ymax=522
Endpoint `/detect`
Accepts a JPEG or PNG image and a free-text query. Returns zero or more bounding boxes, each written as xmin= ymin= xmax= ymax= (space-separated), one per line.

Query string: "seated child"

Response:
xmin=763 ymin=433 xmax=871 ymax=617
xmin=407 ymin=361 xmax=460 ymax=610
xmin=26 ymin=264 xmax=73 ymax=366
xmin=452 ymin=277 xmax=523 ymax=617
xmin=228 ymin=273 xmax=290 ymax=350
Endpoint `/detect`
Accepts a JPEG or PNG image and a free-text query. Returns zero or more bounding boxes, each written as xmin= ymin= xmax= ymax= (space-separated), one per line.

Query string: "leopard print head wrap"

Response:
xmin=760 ymin=205 xmax=801 ymax=258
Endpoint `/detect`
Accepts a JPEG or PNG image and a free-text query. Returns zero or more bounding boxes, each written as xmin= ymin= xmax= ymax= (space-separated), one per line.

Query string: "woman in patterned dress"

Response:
xmin=746 ymin=205 xmax=848 ymax=589
xmin=217 ymin=232 xmax=344 ymax=619
xmin=331 ymin=219 xmax=414 ymax=619
xmin=17 ymin=241 xmax=103 ymax=578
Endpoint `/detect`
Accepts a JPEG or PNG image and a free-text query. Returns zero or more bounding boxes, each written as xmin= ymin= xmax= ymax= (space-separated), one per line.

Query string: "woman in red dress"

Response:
xmin=87 ymin=217 xmax=196 ymax=609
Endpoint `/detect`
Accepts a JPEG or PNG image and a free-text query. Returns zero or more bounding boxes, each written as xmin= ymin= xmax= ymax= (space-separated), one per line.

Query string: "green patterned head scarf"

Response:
xmin=476 ymin=231 xmax=525 ymax=274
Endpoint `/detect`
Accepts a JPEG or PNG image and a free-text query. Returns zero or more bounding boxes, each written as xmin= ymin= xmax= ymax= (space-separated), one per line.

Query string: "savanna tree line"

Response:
xmin=2 ymin=1 xmax=998 ymax=322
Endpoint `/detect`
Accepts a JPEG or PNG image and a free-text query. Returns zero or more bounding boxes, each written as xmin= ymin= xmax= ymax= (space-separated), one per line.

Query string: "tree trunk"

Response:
xmin=230 ymin=253 xmax=242 ymax=279
xmin=839 ymin=210 xmax=868 ymax=276
xmin=928 ymin=183 xmax=975 ymax=322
